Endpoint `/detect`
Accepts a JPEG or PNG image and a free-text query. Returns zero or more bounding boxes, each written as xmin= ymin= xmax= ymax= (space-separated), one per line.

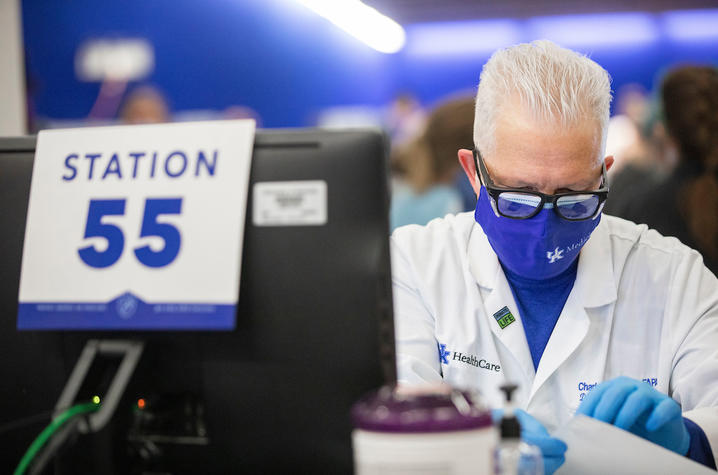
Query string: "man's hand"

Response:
xmin=576 ymin=376 xmax=690 ymax=455
xmin=493 ymin=409 xmax=567 ymax=474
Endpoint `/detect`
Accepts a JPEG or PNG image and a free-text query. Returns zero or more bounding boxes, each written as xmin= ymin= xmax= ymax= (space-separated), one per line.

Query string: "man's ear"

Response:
xmin=458 ymin=149 xmax=481 ymax=195
xmin=604 ymin=155 xmax=615 ymax=172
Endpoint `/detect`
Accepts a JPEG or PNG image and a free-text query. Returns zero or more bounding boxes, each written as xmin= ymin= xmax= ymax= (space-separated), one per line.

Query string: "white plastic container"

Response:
xmin=352 ymin=387 xmax=496 ymax=475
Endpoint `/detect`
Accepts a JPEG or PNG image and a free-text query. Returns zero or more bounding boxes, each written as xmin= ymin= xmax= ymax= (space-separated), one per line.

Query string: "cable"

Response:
xmin=0 ymin=403 xmax=87 ymax=436
xmin=13 ymin=402 xmax=100 ymax=475
xmin=28 ymin=417 xmax=82 ymax=475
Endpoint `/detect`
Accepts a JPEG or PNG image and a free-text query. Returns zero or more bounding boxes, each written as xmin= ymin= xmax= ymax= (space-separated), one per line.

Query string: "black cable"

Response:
xmin=0 ymin=403 xmax=96 ymax=437
xmin=14 ymin=402 xmax=99 ymax=475
xmin=0 ymin=411 xmax=53 ymax=437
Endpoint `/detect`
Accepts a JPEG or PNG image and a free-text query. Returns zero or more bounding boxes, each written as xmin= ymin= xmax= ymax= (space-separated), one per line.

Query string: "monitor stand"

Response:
xmin=23 ymin=340 xmax=144 ymax=473
xmin=55 ymin=339 xmax=144 ymax=433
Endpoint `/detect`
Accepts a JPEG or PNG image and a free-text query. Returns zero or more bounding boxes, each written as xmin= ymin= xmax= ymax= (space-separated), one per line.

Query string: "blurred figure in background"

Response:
xmin=119 ymin=85 xmax=170 ymax=124
xmin=385 ymin=93 xmax=426 ymax=148
xmin=223 ymin=105 xmax=262 ymax=127
xmin=618 ymin=66 xmax=718 ymax=274
xmin=390 ymin=96 xmax=474 ymax=231
xmin=603 ymin=84 xmax=665 ymax=215
xmin=606 ymin=83 xmax=651 ymax=175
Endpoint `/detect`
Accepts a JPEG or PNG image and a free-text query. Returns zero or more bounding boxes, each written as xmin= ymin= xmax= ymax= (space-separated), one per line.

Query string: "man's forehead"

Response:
xmin=486 ymin=108 xmax=603 ymax=190
xmin=493 ymin=109 xmax=601 ymax=158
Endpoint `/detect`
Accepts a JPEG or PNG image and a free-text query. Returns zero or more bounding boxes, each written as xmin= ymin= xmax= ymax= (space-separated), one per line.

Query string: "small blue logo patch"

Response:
xmin=438 ymin=343 xmax=451 ymax=365
xmin=116 ymin=293 xmax=139 ymax=319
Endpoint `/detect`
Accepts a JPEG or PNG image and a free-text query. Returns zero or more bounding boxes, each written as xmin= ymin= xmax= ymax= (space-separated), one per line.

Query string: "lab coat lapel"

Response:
xmin=529 ymin=289 xmax=590 ymax=400
xmin=529 ymin=220 xmax=618 ymax=401
xmin=468 ymin=224 xmax=536 ymax=382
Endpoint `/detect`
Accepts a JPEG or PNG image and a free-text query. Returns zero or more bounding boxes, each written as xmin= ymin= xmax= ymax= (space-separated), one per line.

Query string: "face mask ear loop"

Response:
xmin=592 ymin=201 xmax=606 ymax=220
xmin=478 ymin=182 xmax=501 ymax=219
xmin=488 ymin=193 xmax=501 ymax=218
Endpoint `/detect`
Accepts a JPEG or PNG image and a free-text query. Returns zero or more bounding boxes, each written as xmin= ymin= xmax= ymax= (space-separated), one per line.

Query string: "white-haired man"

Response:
xmin=392 ymin=40 xmax=718 ymax=473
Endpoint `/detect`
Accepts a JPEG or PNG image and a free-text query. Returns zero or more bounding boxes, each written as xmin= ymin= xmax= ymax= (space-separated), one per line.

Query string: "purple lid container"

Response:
xmin=352 ymin=386 xmax=492 ymax=433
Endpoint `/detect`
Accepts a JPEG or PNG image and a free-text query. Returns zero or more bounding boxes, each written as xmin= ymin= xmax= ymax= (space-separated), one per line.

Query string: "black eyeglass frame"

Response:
xmin=473 ymin=148 xmax=609 ymax=221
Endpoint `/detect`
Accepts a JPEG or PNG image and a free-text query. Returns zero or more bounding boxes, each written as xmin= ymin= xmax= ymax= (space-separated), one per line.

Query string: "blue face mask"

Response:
xmin=474 ymin=186 xmax=601 ymax=280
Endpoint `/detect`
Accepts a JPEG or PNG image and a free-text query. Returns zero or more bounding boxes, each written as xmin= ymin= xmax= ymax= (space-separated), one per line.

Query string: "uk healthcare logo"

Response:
xmin=547 ymin=233 xmax=594 ymax=264
xmin=438 ymin=343 xmax=502 ymax=372
xmin=438 ymin=343 xmax=451 ymax=365
xmin=547 ymin=247 xmax=564 ymax=263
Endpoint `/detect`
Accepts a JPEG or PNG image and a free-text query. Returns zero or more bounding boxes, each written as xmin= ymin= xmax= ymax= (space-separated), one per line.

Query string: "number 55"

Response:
xmin=78 ymin=198 xmax=183 ymax=269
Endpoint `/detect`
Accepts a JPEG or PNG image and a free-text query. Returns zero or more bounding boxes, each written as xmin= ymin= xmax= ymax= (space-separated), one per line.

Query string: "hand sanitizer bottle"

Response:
xmin=493 ymin=384 xmax=543 ymax=475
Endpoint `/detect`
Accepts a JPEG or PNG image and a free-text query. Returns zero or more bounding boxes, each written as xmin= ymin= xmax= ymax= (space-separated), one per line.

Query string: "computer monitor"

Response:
xmin=0 ymin=129 xmax=395 ymax=473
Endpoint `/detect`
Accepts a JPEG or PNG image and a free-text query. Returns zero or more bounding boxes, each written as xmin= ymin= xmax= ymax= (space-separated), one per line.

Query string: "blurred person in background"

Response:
xmin=223 ymin=105 xmax=262 ymax=127
xmin=607 ymin=84 xmax=651 ymax=171
xmin=617 ymin=66 xmax=718 ymax=275
xmin=390 ymin=96 xmax=474 ymax=230
xmin=604 ymin=83 xmax=673 ymax=215
xmin=119 ymin=85 xmax=170 ymax=124
xmin=386 ymin=92 xmax=426 ymax=148
xmin=604 ymin=85 xmax=662 ymax=214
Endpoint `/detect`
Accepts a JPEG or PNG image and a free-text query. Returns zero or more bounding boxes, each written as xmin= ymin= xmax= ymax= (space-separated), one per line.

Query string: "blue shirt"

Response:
xmin=503 ymin=258 xmax=578 ymax=371
xmin=390 ymin=182 xmax=463 ymax=231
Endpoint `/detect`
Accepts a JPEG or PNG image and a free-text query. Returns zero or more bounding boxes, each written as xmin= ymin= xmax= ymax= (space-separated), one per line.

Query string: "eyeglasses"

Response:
xmin=473 ymin=149 xmax=609 ymax=221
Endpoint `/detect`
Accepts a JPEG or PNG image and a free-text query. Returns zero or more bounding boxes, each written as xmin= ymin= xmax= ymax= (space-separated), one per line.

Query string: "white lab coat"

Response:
xmin=392 ymin=212 xmax=718 ymax=462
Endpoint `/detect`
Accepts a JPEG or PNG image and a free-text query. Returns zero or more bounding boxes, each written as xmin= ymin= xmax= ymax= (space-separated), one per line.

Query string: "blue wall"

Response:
xmin=22 ymin=1 xmax=718 ymax=127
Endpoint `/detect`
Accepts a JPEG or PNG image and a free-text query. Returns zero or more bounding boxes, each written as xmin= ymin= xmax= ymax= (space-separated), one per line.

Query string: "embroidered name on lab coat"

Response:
xmin=438 ymin=343 xmax=501 ymax=372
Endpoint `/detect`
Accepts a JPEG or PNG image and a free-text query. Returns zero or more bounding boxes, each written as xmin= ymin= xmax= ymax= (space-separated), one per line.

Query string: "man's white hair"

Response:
xmin=474 ymin=40 xmax=612 ymax=157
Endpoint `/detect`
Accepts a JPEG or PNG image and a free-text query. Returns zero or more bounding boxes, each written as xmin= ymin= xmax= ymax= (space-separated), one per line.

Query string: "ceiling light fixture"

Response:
xmin=295 ymin=0 xmax=405 ymax=54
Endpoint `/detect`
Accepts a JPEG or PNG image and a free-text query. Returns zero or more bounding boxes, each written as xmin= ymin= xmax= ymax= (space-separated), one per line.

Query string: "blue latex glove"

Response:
xmin=576 ymin=376 xmax=690 ymax=455
xmin=493 ymin=409 xmax=567 ymax=475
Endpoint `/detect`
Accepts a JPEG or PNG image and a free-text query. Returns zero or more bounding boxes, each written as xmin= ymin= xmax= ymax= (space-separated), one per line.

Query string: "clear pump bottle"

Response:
xmin=493 ymin=384 xmax=544 ymax=475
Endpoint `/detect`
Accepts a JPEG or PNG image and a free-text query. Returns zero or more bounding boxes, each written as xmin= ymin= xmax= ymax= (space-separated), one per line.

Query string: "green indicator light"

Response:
xmin=92 ymin=395 xmax=101 ymax=405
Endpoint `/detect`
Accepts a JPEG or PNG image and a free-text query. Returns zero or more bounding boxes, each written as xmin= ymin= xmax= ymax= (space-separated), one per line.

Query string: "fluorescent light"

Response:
xmin=527 ymin=13 xmax=658 ymax=48
xmin=662 ymin=9 xmax=718 ymax=41
xmin=295 ymin=0 xmax=405 ymax=54
xmin=406 ymin=20 xmax=522 ymax=57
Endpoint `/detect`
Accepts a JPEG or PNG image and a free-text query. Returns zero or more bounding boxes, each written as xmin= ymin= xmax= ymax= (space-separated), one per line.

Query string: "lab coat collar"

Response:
xmin=467 ymin=222 xmax=501 ymax=290
xmin=573 ymin=218 xmax=618 ymax=309
xmin=467 ymin=217 xmax=617 ymax=309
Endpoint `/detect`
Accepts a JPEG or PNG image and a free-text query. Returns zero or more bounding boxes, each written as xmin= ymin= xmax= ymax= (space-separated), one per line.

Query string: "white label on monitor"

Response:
xmin=253 ymin=181 xmax=327 ymax=226
xmin=17 ymin=120 xmax=256 ymax=330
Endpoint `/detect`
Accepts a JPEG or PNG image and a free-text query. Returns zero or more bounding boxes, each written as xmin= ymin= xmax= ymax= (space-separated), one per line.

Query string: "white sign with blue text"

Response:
xmin=18 ymin=120 xmax=255 ymax=330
